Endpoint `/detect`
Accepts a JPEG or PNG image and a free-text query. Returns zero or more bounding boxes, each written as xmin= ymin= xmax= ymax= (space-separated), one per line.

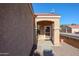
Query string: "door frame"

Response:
xmin=44 ymin=25 xmax=52 ymax=39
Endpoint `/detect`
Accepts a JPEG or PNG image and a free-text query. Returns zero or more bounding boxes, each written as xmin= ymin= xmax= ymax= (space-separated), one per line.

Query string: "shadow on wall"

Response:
xmin=43 ymin=49 xmax=54 ymax=56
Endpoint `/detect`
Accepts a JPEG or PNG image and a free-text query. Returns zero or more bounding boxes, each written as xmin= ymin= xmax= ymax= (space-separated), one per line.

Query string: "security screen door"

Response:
xmin=44 ymin=26 xmax=51 ymax=39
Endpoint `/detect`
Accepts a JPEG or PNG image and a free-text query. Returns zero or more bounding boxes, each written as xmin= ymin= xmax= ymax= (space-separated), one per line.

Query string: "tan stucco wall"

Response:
xmin=53 ymin=18 xmax=60 ymax=46
xmin=61 ymin=36 xmax=79 ymax=48
xmin=0 ymin=4 xmax=33 ymax=56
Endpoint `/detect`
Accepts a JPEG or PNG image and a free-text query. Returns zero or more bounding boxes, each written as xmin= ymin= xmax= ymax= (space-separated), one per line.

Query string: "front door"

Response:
xmin=44 ymin=26 xmax=51 ymax=39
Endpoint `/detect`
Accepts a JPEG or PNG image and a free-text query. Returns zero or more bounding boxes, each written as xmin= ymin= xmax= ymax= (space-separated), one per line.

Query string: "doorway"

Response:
xmin=44 ymin=26 xmax=52 ymax=40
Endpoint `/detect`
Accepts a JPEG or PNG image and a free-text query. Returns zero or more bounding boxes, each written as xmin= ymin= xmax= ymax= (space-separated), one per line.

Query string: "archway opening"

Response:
xmin=37 ymin=21 xmax=54 ymax=43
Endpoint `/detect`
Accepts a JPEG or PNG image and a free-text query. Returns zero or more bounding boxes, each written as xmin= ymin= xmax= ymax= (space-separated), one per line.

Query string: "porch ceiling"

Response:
xmin=37 ymin=21 xmax=53 ymax=26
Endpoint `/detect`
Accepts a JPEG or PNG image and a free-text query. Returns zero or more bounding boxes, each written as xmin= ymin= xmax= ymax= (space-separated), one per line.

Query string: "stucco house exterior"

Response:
xmin=0 ymin=3 xmax=61 ymax=56
xmin=34 ymin=13 xmax=61 ymax=46
xmin=61 ymin=25 xmax=79 ymax=34
xmin=68 ymin=25 xmax=79 ymax=33
xmin=0 ymin=3 xmax=34 ymax=56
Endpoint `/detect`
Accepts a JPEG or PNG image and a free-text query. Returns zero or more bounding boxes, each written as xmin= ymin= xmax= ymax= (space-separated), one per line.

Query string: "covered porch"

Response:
xmin=37 ymin=21 xmax=54 ymax=41
xmin=34 ymin=13 xmax=61 ymax=46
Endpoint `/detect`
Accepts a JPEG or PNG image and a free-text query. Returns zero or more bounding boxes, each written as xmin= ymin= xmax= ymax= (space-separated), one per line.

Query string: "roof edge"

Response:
xmin=34 ymin=13 xmax=61 ymax=16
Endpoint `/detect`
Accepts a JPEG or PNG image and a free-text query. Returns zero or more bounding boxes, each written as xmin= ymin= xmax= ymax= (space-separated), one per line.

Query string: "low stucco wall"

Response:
xmin=60 ymin=36 xmax=79 ymax=49
xmin=0 ymin=4 xmax=33 ymax=56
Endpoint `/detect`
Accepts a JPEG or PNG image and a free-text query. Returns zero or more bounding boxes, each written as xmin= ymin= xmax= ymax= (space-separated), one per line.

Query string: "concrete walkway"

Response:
xmin=34 ymin=39 xmax=79 ymax=56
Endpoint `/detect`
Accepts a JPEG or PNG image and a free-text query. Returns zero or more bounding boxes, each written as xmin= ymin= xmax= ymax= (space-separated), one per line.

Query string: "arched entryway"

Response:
xmin=34 ymin=13 xmax=61 ymax=46
xmin=37 ymin=21 xmax=54 ymax=42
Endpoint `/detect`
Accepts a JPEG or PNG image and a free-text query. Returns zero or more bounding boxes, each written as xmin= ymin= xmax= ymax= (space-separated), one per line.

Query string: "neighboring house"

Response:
xmin=34 ymin=13 xmax=61 ymax=46
xmin=0 ymin=4 xmax=33 ymax=56
xmin=60 ymin=25 xmax=71 ymax=33
xmin=67 ymin=25 xmax=79 ymax=33
xmin=61 ymin=25 xmax=79 ymax=34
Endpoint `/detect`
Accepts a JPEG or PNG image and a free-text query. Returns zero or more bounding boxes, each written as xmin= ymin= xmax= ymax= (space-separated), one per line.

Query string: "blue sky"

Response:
xmin=32 ymin=3 xmax=79 ymax=25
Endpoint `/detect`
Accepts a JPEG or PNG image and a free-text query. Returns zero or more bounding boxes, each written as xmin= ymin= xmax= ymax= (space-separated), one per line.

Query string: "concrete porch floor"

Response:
xmin=34 ymin=39 xmax=79 ymax=56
